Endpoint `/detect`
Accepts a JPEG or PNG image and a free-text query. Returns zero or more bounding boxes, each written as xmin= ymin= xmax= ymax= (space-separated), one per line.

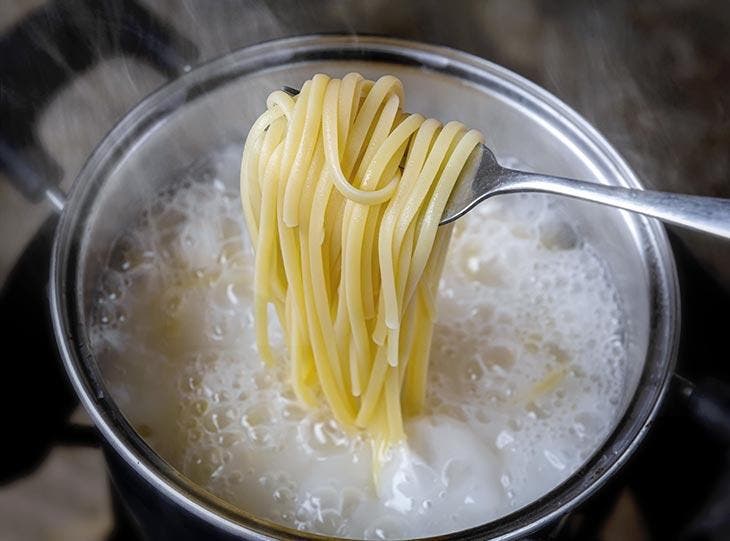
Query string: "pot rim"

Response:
xmin=50 ymin=34 xmax=680 ymax=540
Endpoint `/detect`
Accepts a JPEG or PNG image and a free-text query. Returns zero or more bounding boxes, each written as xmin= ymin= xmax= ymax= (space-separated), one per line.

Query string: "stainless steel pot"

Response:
xmin=50 ymin=35 xmax=679 ymax=540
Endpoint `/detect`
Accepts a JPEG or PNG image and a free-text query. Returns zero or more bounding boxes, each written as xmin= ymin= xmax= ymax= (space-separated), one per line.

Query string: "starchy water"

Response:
xmin=91 ymin=147 xmax=627 ymax=539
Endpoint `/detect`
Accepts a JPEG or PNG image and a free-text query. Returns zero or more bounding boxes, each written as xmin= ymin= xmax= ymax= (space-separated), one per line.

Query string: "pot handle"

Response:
xmin=673 ymin=374 xmax=730 ymax=444
xmin=0 ymin=0 xmax=197 ymax=212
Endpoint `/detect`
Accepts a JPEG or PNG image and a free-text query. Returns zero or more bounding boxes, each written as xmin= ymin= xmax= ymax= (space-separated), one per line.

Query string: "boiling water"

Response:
xmin=91 ymin=148 xmax=627 ymax=539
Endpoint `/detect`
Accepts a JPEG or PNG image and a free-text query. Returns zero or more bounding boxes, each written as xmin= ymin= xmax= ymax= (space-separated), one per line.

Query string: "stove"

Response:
xmin=1 ymin=1 xmax=729 ymax=540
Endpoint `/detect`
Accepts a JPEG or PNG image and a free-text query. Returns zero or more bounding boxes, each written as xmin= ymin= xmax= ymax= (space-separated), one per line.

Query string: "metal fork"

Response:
xmin=279 ymin=86 xmax=730 ymax=238
xmin=441 ymin=145 xmax=730 ymax=238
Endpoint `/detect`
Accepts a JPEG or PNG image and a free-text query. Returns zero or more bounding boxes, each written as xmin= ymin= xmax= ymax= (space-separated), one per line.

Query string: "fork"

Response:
xmin=441 ymin=145 xmax=730 ymax=238
xmin=279 ymin=86 xmax=730 ymax=239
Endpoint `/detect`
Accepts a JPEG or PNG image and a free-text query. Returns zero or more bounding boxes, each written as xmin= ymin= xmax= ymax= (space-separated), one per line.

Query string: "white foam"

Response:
xmin=91 ymin=148 xmax=628 ymax=539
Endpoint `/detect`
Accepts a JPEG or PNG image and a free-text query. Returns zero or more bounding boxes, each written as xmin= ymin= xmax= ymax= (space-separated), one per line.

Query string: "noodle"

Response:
xmin=241 ymin=73 xmax=483 ymax=446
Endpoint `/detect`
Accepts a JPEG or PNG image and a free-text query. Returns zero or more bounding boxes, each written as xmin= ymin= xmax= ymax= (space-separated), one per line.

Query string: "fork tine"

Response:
xmin=281 ymin=85 xmax=300 ymax=96
xmin=440 ymin=145 xmax=490 ymax=225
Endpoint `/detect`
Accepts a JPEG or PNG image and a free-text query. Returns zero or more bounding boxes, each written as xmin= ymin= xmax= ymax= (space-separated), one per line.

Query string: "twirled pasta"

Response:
xmin=241 ymin=73 xmax=483 ymax=448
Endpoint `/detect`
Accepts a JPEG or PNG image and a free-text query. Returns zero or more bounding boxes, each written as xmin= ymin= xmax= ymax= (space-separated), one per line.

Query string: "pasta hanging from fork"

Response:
xmin=240 ymin=73 xmax=483 ymax=449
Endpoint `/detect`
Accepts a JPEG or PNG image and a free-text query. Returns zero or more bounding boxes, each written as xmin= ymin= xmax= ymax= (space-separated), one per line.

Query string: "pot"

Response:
xmin=50 ymin=35 xmax=679 ymax=540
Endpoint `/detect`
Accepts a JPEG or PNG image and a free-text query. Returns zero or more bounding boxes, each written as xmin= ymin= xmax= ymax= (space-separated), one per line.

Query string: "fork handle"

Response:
xmin=502 ymin=170 xmax=730 ymax=240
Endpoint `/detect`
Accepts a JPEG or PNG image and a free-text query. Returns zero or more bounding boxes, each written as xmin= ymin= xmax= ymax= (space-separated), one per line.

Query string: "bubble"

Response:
xmin=273 ymin=486 xmax=295 ymax=505
xmin=192 ymin=400 xmax=209 ymax=416
xmin=463 ymin=358 xmax=484 ymax=383
xmin=539 ymin=220 xmax=580 ymax=250
xmin=441 ymin=458 xmax=471 ymax=487
xmin=482 ymin=345 xmax=515 ymax=370
xmin=543 ymin=449 xmax=567 ymax=471
xmin=495 ymin=430 xmax=515 ymax=450
xmin=186 ymin=451 xmax=217 ymax=483
xmin=299 ymin=416 xmax=350 ymax=455
xmin=282 ymin=402 xmax=307 ymax=421
xmin=204 ymin=407 xmax=236 ymax=432
xmin=228 ymin=471 xmax=245 ymax=485
xmin=241 ymin=403 xmax=271 ymax=428
xmin=439 ymin=401 xmax=472 ymax=423
xmin=217 ymin=432 xmax=239 ymax=448
xmin=500 ymin=474 xmax=511 ymax=488
xmin=100 ymin=272 xmax=125 ymax=301
xmin=574 ymin=411 xmax=605 ymax=437
xmin=365 ymin=516 xmax=409 ymax=540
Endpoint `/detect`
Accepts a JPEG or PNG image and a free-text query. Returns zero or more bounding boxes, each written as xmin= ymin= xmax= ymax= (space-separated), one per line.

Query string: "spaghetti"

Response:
xmin=240 ymin=73 xmax=483 ymax=448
